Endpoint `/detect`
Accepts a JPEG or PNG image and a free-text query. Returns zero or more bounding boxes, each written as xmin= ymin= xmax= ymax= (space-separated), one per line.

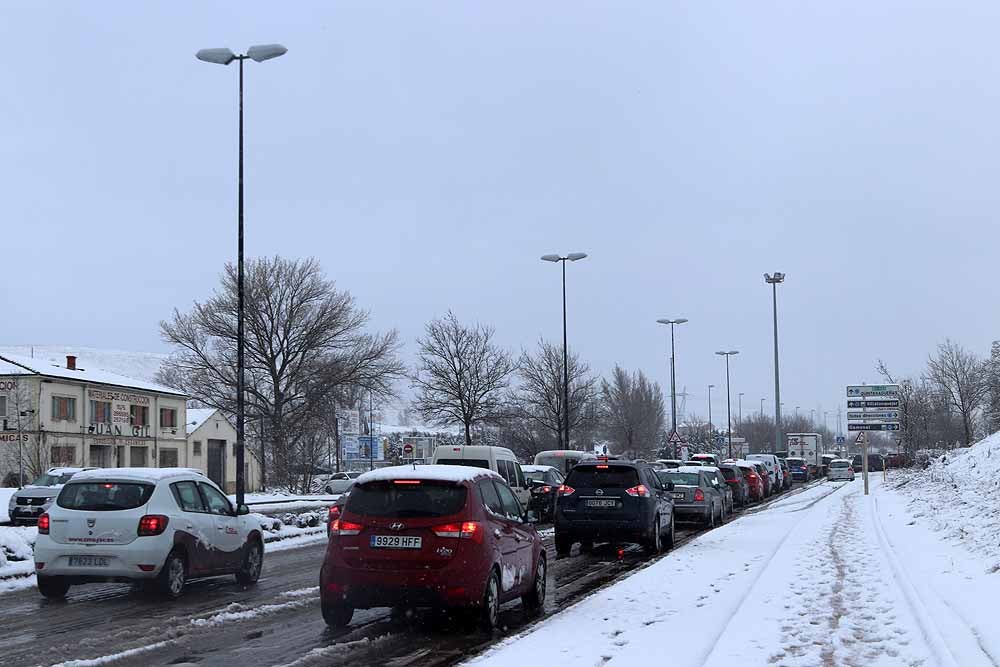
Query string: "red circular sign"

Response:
xmin=403 ymin=443 xmax=414 ymax=454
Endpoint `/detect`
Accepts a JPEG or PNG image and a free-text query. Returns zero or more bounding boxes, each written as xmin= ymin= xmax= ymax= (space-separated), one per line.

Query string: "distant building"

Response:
xmin=0 ymin=353 xmax=188 ymax=483
xmin=186 ymin=407 xmax=261 ymax=494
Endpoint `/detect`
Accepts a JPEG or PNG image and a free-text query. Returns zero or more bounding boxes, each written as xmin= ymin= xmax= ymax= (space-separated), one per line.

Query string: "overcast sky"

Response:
xmin=4 ymin=2 xmax=1000 ymax=432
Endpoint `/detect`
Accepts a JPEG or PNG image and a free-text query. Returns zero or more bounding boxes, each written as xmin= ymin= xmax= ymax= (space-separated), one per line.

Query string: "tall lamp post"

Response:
xmin=716 ymin=351 xmax=739 ymax=459
xmin=656 ymin=318 xmax=688 ymax=435
xmin=541 ymin=253 xmax=587 ymax=449
xmin=738 ymin=392 xmax=744 ymax=432
xmin=197 ymin=43 xmax=287 ymax=507
xmin=764 ymin=272 xmax=785 ymax=454
xmin=760 ymin=397 xmax=766 ymax=418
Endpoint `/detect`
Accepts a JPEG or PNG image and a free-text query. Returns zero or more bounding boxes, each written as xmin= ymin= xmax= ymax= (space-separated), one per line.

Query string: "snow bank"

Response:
xmin=892 ymin=431 xmax=1000 ymax=568
xmin=0 ymin=488 xmax=14 ymax=523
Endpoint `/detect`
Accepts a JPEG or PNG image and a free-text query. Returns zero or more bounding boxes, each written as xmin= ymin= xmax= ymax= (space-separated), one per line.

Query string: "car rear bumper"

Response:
xmin=34 ymin=538 xmax=169 ymax=580
xmin=554 ymin=513 xmax=649 ymax=541
xmin=672 ymin=504 xmax=711 ymax=521
xmin=320 ymin=560 xmax=489 ymax=608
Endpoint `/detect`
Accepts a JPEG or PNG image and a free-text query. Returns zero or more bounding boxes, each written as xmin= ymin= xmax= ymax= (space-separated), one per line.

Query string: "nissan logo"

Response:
xmin=390 ymin=522 xmax=405 ymax=531
xmin=595 ymin=489 xmax=604 ymax=495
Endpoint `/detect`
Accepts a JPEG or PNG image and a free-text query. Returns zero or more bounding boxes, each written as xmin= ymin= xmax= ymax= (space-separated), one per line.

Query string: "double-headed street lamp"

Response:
xmin=656 ymin=318 xmax=688 ymax=435
xmin=764 ymin=272 xmax=785 ymax=453
xmin=541 ymin=253 xmax=588 ymax=449
xmin=197 ymin=43 xmax=287 ymax=507
xmin=715 ymin=350 xmax=739 ymax=459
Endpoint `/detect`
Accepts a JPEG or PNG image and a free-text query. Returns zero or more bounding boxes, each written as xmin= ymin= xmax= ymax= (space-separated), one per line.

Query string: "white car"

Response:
xmin=319 ymin=471 xmax=363 ymax=495
xmin=7 ymin=467 xmax=96 ymax=525
xmin=33 ymin=467 xmax=264 ymax=600
xmin=827 ymin=459 xmax=856 ymax=481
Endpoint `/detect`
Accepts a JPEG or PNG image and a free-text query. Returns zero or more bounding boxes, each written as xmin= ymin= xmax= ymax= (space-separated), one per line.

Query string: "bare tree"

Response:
xmin=411 ymin=312 xmax=516 ymax=446
xmin=600 ymin=366 xmax=665 ymax=459
xmin=509 ymin=340 xmax=599 ymax=450
xmin=926 ymin=339 xmax=988 ymax=445
xmin=158 ymin=256 xmax=404 ymax=486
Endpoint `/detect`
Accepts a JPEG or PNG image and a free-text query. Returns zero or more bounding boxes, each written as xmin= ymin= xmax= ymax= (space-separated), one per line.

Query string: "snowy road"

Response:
xmin=472 ymin=478 xmax=1000 ymax=667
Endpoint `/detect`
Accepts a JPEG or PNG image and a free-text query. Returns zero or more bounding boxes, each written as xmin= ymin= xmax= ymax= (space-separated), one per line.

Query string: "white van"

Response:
xmin=533 ymin=450 xmax=597 ymax=476
xmin=432 ymin=445 xmax=531 ymax=507
xmin=747 ymin=454 xmax=782 ymax=492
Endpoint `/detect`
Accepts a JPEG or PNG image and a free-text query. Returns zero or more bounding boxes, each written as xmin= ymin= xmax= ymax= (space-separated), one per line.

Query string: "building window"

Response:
xmin=52 ymin=396 xmax=76 ymax=421
xmin=193 ymin=441 xmax=202 ymax=456
xmin=130 ymin=447 xmax=148 ymax=467
xmin=0 ymin=395 xmax=6 ymax=418
xmin=90 ymin=400 xmax=112 ymax=424
xmin=159 ymin=448 xmax=179 ymax=467
xmin=51 ymin=446 xmax=75 ymax=466
xmin=130 ymin=405 xmax=149 ymax=427
xmin=160 ymin=407 xmax=177 ymax=428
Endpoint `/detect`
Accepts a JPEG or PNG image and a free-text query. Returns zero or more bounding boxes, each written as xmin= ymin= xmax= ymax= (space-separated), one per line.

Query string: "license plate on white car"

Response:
xmin=672 ymin=492 xmax=685 ymax=500
xmin=370 ymin=535 xmax=422 ymax=549
xmin=68 ymin=556 xmax=109 ymax=567
xmin=585 ymin=498 xmax=617 ymax=508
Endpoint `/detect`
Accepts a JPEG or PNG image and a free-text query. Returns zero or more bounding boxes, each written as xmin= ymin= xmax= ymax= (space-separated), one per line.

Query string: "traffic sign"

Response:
xmin=848 ymin=399 xmax=900 ymax=409
xmin=847 ymin=411 xmax=900 ymax=420
xmin=847 ymin=385 xmax=899 ymax=398
xmin=668 ymin=431 xmax=683 ymax=444
xmin=403 ymin=443 xmax=414 ymax=455
xmin=848 ymin=423 xmax=900 ymax=431
xmin=835 ymin=435 xmax=846 ymax=445
xmin=855 ymin=432 xmax=866 ymax=445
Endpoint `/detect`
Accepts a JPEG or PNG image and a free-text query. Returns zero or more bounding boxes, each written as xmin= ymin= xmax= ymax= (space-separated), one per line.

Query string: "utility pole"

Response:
xmin=738 ymin=392 xmax=744 ymax=433
xmin=708 ymin=385 xmax=714 ymax=438
xmin=765 ymin=272 xmax=785 ymax=453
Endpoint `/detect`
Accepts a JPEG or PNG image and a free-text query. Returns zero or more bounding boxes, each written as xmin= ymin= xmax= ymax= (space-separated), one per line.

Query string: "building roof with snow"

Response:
xmin=0 ymin=352 xmax=185 ymax=397
xmin=186 ymin=407 xmax=221 ymax=435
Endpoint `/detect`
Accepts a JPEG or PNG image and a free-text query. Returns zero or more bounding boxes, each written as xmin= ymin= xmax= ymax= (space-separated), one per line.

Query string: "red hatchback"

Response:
xmin=320 ymin=465 xmax=546 ymax=631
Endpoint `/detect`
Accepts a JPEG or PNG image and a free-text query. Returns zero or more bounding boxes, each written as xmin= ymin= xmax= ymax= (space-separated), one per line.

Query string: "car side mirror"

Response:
xmin=236 ymin=503 xmax=250 ymax=516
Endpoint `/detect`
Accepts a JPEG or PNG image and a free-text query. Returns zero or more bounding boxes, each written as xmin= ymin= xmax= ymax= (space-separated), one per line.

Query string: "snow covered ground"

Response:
xmin=0 ymin=487 xmax=13 ymax=523
xmin=470 ymin=476 xmax=1000 ymax=667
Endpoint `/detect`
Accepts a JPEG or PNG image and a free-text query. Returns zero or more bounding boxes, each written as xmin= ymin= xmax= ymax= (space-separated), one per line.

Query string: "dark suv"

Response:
xmin=554 ymin=460 xmax=674 ymax=556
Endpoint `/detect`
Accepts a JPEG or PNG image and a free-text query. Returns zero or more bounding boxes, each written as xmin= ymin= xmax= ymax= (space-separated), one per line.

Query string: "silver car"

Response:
xmin=7 ymin=467 xmax=95 ymax=525
xmin=827 ymin=459 xmax=856 ymax=481
xmin=319 ymin=471 xmax=363 ymax=495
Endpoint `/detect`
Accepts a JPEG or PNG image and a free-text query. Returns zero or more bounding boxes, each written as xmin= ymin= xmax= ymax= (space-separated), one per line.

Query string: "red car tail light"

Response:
xmin=432 ymin=521 xmax=482 ymax=543
xmin=625 ymin=484 xmax=648 ymax=497
xmin=393 ymin=480 xmax=421 ymax=485
xmin=138 ymin=514 xmax=169 ymax=536
xmin=558 ymin=484 xmax=575 ymax=496
xmin=540 ymin=485 xmax=552 ymax=493
xmin=330 ymin=518 xmax=362 ymax=536
xmin=694 ymin=488 xmax=705 ymax=502
xmin=37 ymin=513 xmax=50 ymax=534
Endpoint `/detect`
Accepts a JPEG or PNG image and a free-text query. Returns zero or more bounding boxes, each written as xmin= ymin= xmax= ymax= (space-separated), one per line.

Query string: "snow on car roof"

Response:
xmin=726 ymin=460 xmax=759 ymax=469
xmin=521 ymin=465 xmax=556 ymax=473
xmin=357 ymin=464 xmax=501 ymax=485
xmin=71 ymin=467 xmax=206 ymax=482
xmin=676 ymin=466 xmax=709 ymax=473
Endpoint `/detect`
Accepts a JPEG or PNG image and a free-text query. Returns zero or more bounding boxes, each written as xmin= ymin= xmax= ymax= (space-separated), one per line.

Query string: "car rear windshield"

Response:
xmin=830 ymin=461 xmax=849 ymax=468
xmin=57 ymin=482 xmax=155 ymax=511
xmin=434 ymin=458 xmax=490 ymax=469
xmin=346 ymin=481 xmax=467 ymax=518
xmin=787 ymin=459 xmax=806 ymax=467
xmin=719 ymin=468 xmax=737 ymax=481
xmin=660 ymin=471 xmax=700 ymax=486
xmin=524 ymin=471 xmax=546 ymax=482
xmin=565 ymin=466 xmax=639 ymax=489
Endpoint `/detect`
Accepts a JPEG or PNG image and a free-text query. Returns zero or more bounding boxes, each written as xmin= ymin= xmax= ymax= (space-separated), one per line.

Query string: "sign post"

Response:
xmin=668 ymin=431 xmax=683 ymax=459
xmin=847 ymin=384 xmax=900 ymax=496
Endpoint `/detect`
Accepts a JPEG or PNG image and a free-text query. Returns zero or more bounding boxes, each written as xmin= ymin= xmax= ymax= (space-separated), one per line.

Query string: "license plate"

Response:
xmin=585 ymin=499 xmax=617 ymax=508
xmin=69 ymin=556 xmax=109 ymax=567
xmin=672 ymin=492 xmax=685 ymax=500
xmin=370 ymin=535 xmax=422 ymax=549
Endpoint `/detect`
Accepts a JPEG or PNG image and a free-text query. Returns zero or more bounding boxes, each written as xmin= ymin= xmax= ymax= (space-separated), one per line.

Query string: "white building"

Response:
xmin=0 ymin=353 xmax=187 ymax=484
xmin=186 ymin=408 xmax=262 ymax=494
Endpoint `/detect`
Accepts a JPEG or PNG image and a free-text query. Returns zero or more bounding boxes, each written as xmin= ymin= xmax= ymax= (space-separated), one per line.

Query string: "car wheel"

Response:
xmin=479 ymin=569 xmax=501 ymax=632
xmin=664 ymin=514 xmax=675 ymax=549
xmin=707 ymin=505 xmax=716 ymax=528
xmin=157 ymin=550 xmax=187 ymax=599
xmin=644 ymin=516 xmax=662 ymax=555
xmin=522 ymin=554 xmax=547 ymax=613
xmin=37 ymin=575 xmax=70 ymax=599
xmin=235 ymin=537 xmax=263 ymax=585
xmin=555 ymin=534 xmax=572 ymax=557
xmin=322 ymin=601 xmax=354 ymax=628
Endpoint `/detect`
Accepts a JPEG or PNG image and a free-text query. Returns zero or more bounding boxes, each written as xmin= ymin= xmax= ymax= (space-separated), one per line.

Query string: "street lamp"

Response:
xmin=738 ymin=392 xmax=744 ymax=432
xmin=541 ymin=252 xmax=588 ymax=449
xmin=656 ymin=318 xmax=688 ymax=435
xmin=760 ymin=397 xmax=766 ymax=418
xmin=716 ymin=351 xmax=739 ymax=459
xmin=197 ymin=43 xmax=287 ymax=507
xmin=764 ymin=272 xmax=785 ymax=453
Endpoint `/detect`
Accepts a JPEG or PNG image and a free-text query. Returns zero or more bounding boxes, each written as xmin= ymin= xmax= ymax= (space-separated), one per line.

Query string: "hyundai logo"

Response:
xmin=389 ymin=522 xmax=405 ymax=531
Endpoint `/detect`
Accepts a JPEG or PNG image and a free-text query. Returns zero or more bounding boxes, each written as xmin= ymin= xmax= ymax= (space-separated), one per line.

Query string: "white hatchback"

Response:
xmin=826 ymin=459 xmax=856 ymax=481
xmin=33 ymin=467 xmax=264 ymax=599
